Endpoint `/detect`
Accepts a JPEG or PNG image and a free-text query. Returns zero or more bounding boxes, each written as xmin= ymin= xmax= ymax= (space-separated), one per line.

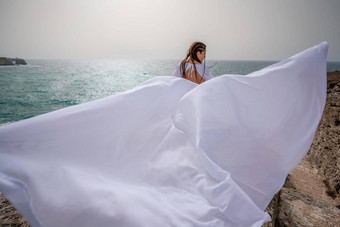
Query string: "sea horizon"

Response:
xmin=1 ymin=59 xmax=339 ymax=125
xmin=3 ymin=58 xmax=340 ymax=71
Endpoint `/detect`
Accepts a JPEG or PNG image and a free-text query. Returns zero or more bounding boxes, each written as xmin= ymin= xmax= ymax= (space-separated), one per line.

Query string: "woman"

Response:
xmin=173 ymin=42 xmax=214 ymax=84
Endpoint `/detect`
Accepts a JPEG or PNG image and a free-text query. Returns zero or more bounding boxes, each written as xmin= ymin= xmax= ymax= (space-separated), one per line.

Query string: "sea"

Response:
xmin=1 ymin=59 xmax=340 ymax=125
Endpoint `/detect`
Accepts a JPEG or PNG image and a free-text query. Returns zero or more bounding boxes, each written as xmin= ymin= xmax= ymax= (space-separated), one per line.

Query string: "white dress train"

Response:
xmin=0 ymin=42 xmax=328 ymax=227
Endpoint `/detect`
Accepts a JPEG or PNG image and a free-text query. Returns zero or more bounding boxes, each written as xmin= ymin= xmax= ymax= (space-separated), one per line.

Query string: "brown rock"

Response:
xmin=0 ymin=192 xmax=29 ymax=226
xmin=308 ymin=71 xmax=340 ymax=200
xmin=277 ymin=188 xmax=340 ymax=227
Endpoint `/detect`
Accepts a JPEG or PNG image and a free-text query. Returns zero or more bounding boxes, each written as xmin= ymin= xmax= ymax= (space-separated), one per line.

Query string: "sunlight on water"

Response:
xmin=1 ymin=59 xmax=339 ymax=125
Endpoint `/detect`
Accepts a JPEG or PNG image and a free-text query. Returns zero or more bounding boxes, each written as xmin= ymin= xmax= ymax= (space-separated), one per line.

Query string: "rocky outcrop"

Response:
xmin=14 ymin=58 xmax=27 ymax=65
xmin=0 ymin=72 xmax=339 ymax=226
xmin=0 ymin=57 xmax=27 ymax=65
xmin=308 ymin=71 xmax=340 ymax=196
xmin=264 ymin=71 xmax=340 ymax=226
xmin=0 ymin=57 xmax=14 ymax=65
xmin=0 ymin=192 xmax=29 ymax=226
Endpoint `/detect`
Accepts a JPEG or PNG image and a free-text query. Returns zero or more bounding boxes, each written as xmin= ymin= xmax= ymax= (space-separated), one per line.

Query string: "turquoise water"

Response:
xmin=1 ymin=59 xmax=339 ymax=125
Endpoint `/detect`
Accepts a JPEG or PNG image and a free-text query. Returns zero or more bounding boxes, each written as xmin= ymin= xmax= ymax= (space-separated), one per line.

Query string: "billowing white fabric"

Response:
xmin=0 ymin=42 xmax=328 ymax=227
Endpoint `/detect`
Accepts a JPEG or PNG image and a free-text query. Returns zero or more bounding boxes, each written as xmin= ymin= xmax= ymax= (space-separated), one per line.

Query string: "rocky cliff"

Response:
xmin=0 ymin=72 xmax=339 ymax=226
xmin=264 ymin=71 xmax=340 ymax=226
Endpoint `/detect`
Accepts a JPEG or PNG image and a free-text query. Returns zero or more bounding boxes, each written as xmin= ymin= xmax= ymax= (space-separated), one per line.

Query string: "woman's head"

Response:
xmin=180 ymin=41 xmax=207 ymax=84
xmin=187 ymin=42 xmax=206 ymax=64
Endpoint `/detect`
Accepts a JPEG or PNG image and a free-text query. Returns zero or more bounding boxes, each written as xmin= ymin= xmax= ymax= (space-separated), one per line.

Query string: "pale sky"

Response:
xmin=1 ymin=0 xmax=340 ymax=61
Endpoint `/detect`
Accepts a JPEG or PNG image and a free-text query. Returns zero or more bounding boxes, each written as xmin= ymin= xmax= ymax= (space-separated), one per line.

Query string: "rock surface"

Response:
xmin=264 ymin=71 xmax=340 ymax=226
xmin=0 ymin=192 xmax=29 ymax=227
xmin=0 ymin=72 xmax=339 ymax=226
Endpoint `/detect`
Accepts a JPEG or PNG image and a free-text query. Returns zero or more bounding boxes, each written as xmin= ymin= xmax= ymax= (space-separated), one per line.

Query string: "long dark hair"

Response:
xmin=180 ymin=42 xmax=206 ymax=84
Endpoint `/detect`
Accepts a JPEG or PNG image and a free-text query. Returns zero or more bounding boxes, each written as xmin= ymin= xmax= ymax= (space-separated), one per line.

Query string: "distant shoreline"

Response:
xmin=0 ymin=57 xmax=27 ymax=66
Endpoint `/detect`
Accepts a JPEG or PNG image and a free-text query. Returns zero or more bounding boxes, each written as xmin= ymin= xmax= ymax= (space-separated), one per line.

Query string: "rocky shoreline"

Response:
xmin=0 ymin=72 xmax=339 ymax=226
xmin=0 ymin=57 xmax=27 ymax=66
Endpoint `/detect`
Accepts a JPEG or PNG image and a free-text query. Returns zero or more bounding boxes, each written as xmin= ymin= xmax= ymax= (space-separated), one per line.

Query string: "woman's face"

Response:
xmin=197 ymin=50 xmax=206 ymax=63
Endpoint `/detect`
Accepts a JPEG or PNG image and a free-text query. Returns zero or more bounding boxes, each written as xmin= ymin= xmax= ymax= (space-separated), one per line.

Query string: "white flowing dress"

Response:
xmin=0 ymin=42 xmax=328 ymax=227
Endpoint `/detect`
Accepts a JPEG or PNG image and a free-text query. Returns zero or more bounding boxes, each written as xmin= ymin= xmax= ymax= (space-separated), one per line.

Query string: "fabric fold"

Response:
xmin=0 ymin=42 xmax=328 ymax=226
xmin=173 ymin=42 xmax=328 ymax=210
